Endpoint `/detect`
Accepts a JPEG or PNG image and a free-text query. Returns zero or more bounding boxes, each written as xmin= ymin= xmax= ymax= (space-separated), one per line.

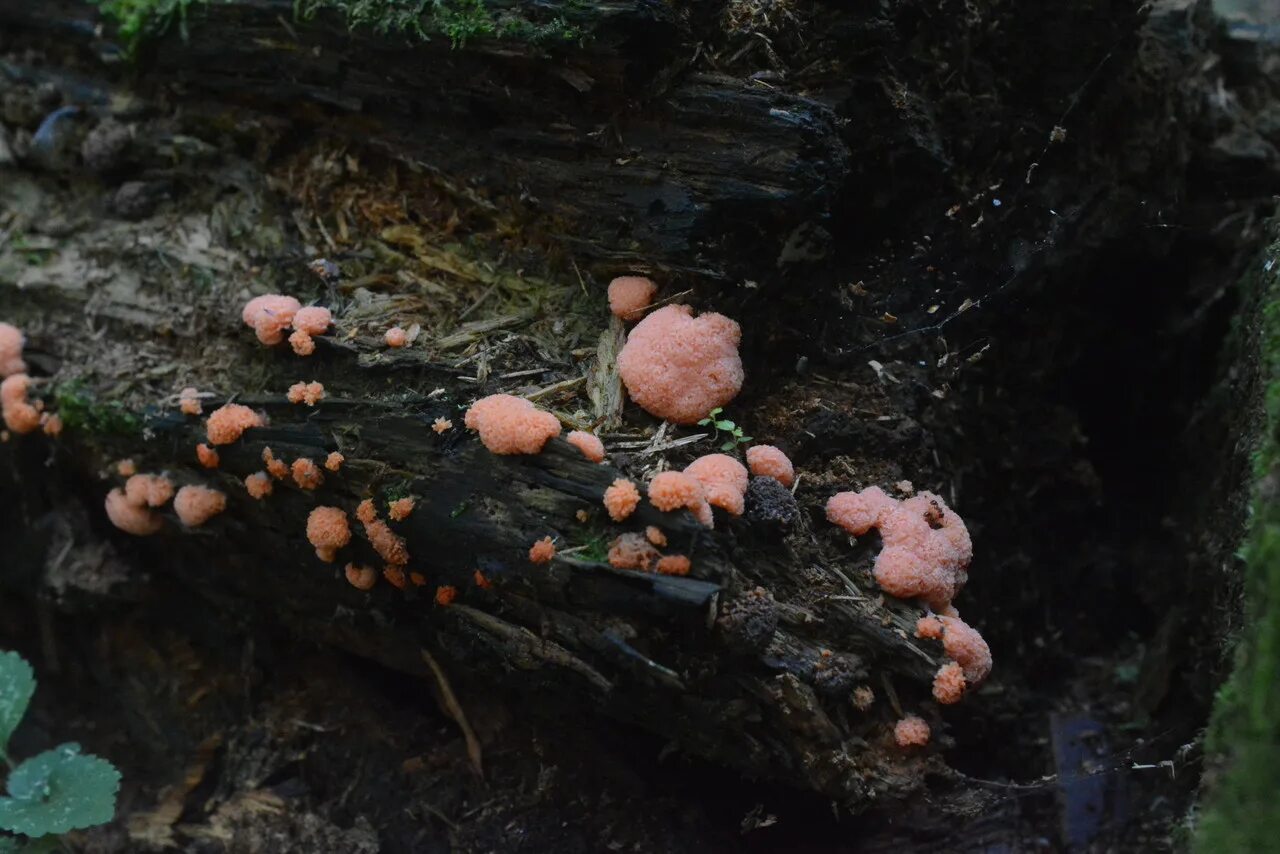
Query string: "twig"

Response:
xmin=458 ymin=283 xmax=498 ymax=321
xmin=418 ymin=801 xmax=460 ymax=831
xmin=527 ymin=375 xmax=586 ymax=401
xmin=420 ymin=648 xmax=484 ymax=778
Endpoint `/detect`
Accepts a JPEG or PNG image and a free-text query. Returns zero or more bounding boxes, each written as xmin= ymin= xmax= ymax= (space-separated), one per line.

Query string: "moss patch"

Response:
xmin=92 ymin=0 xmax=589 ymax=54
xmin=294 ymin=0 xmax=588 ymax=46
xmin=89 ymin=0 xmax=211 ymax=56
xmin=1195 ymin=232 xmax=1280 ymax=850
xmin=52 ymin=381 xmax=142 ymax=438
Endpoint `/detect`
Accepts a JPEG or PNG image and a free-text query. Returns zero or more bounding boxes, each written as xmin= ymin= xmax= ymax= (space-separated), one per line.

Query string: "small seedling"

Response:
xmin=697 ymin=407 xmax=752 ymax=452
xmin=0 ymin=652 xmax=120 ymax=845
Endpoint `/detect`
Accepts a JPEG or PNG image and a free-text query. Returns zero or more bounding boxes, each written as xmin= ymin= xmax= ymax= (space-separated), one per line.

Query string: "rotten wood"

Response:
xmin=0 ymin=0 xmax=1271 ymax=834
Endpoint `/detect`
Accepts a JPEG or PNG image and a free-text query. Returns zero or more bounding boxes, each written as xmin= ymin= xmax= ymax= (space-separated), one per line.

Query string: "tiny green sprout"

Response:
xmin=0 ymin=652 xmax=120 ymax=844
xmin=696 ymin=407 xmax=752 ymax=452
xmin=563 ymin=532 xmax=609 ymax=564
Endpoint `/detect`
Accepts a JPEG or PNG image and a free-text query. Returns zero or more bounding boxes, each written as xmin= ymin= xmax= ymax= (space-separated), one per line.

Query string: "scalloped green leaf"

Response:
xmin=0 ymin=744 xmax=120 ymax=837
xmin=0 ymin=652 xmax=35 ymax=752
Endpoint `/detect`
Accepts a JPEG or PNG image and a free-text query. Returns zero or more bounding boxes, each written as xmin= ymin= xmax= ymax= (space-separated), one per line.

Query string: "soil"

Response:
xmin=2 ymin=1 xmax=1279 ymax=851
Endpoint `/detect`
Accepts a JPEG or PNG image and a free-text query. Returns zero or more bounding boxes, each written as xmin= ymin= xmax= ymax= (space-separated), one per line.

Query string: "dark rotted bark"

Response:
xmin=2 ymin=0 xmax=849 ymax=282
xmin=1 ymin=370 xmax=944 ymax=806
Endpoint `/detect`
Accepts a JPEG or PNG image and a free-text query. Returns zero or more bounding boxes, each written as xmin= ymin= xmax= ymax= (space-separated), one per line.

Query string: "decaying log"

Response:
xmin=2 ymin=0 xmax=1273 ymax=836
xmin=0 ymin=12 xmax=941 ymax=791
xmin=2 ymin=367 xmax=946 ymax=805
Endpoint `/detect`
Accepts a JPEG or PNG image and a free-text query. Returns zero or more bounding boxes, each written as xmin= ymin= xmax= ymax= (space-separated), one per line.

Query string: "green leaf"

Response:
xmin=0 ymin=652 xmax=35 ymax=753
xmin=716 ymin=420 xmax=735 ymax=430
xmin=0 ymin=837 xmax=58 ymax=853
xmin=720 ymin=440 xmax=735 ymax=452
xmin=0 ymin=744 xmax=121 ymax=836
xmin=740 ymin=436 xmax=753 ymax=444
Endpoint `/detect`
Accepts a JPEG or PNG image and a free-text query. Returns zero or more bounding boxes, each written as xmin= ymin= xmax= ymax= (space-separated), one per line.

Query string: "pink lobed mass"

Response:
xmin=179 ymin=387 xmax=203 ymax=416
xmin=206 ymin=403 xmax=264 ymax=445
xmin=0 ymin=323 xmax=26 ymax=378
xmin=529 ymin=536 xmax=556 ymax=564
xmin=937 ymin=613 xmax=992 ymax=685
xmin=289 ymin=329 xmax=316 ymax=356
xmin=932 ymin=662 xmax=967 ymax=704
xmin=293 ymin=306 xmax=332 ymax=336
xmin=287 ymin=381 xmax=325 ymax=406
xmin=826 ymin=487 xmax=971 ymax=612
xmin=894 ymin=715 xmax=931 ymax=747
xmin=684 ymin=453 xmax=749 ymax=516
xmin=124 ymin=473 xmax=174 ymax=508
xmin=173 ymin=485 xmax=226 ymax=528
xmin=244 ymin=472 xmax=273 ymax=499
xmin=365 ymin=519 xmax=409 ymax=566
xmin=464 ymin=394 xmax=561 ymax=455
xmin=104 ymin=488 xmax=162 ymax=536
xmin=384 ymin=326 xmax=408 ymax=348
xmin=746 ymin=445 xmax=795 ymax=488
xmin=566 ymin=430 xmax=606 ymax=463
xmin=607 ymin=276 xmax=658 ymax=322
xmin=617 ymin=304 xmax=744 ymax=424
xmin=603 ymin=478 xmax=640 ymax=521
xmin=306 ymin=506 xmax=351 ymax=562
xmin=243 ymin=295 xmax=301 ymax=346
xmin=0 ymin=374 xmax=39 ymax=435
xmin=291 ymin=458 xmax=324 ymax=490
xmin=242 ymin=294 xmax=300 ymax=328
xmin=648 ymin=471 xmax=714 ymax=528
xmin=656 ymin=555 xmax=691 ymax=576
xmin=608 ymin=533 xmax=660 ymax=572
xmin=388 ymin=497 xmax=415 ymax=521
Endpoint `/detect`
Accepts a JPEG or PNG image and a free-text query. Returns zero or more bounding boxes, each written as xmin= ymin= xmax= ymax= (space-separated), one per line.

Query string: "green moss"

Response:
xmin=1194 ymin=238 xmax=1280 ymax=851
xmin=382 ymin=481 xmax=415 ymax=504
xmin=563 ymin=526 xmax=609 ymax=563
xmin=294 ymin=0 xmax=432 ymax=39
xmin=293 ymin=0 xmax=588 ymax=47
xmin=52 ymin=382 xmax=142 ymax=438
xmin=574 ymin=535 xmax=609 ymax=564
xmin=494 ymin=9 xmax=584 ymax=46
xmin=89 ymin=0 xmax=211 ymax=56
xmin=433 ymin=0 xmax=495 ymax=45
xmin=93 ymin=0 xmax=587 ymax=58
xmin=9 ymin=234 xmax=55 ymax=268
